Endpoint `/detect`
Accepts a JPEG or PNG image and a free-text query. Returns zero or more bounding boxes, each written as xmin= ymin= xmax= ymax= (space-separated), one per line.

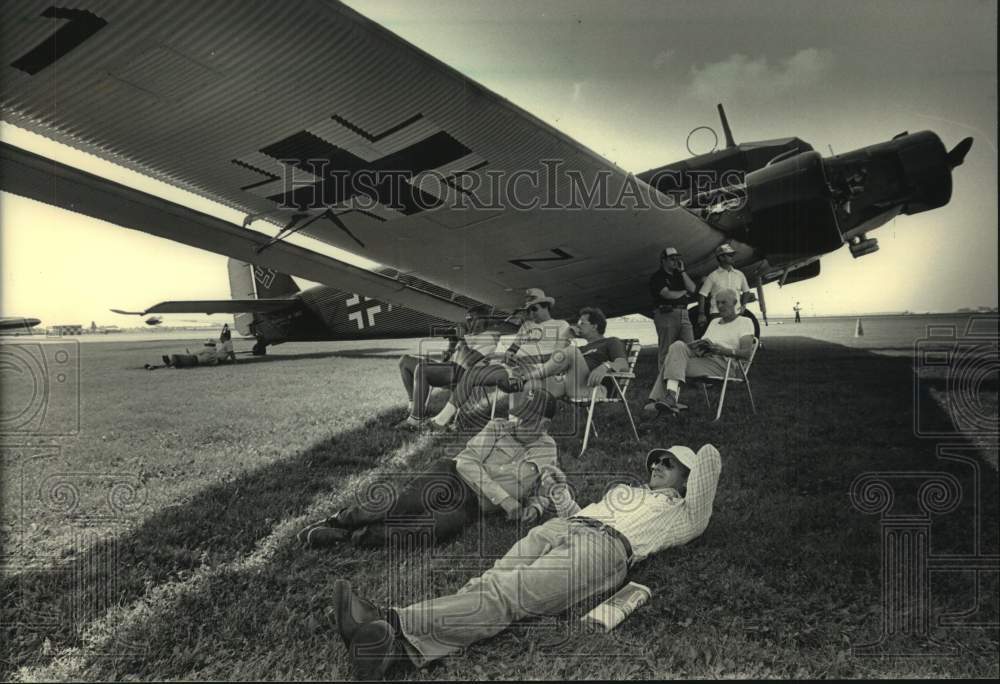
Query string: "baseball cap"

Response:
xmin=660 ymin=247 xmax=680 ymax=259
xmin=715 ymin=243 xmax=736 ymax=256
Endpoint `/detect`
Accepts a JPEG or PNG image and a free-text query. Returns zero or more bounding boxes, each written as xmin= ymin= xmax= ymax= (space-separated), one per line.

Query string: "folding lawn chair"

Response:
xmin=565 ymin=338 xmax=642 ymax=458
xmin=694 ymin=337 xmax=760 ymax=421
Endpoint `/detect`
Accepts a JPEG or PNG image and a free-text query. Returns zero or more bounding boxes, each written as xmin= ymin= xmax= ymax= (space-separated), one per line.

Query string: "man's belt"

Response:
xmin=568 ymin=516 xmax=633 ymax=563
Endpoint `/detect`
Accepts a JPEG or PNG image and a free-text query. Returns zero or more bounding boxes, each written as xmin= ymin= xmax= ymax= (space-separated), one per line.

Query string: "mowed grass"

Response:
xmin=1 ymin=335 xmax=997 ymax=680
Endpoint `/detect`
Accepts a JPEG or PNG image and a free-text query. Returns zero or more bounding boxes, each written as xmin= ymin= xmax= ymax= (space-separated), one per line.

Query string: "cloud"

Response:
xmin=652 ymin=49 xmax=675 ymax=71
xmin=687 ymin=48 xmax=834 ymax=101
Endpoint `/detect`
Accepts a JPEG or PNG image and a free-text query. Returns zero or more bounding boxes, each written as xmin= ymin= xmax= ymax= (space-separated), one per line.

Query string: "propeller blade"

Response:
xmin=110 ymin=308 xmax=145 ymax=315
xmin=947 ymin=137 xmax=973 ymax=169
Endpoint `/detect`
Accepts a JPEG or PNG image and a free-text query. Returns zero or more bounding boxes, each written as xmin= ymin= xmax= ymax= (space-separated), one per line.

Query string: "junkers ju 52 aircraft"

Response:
xmin=0 ymin=2 xmax=973 ymax=354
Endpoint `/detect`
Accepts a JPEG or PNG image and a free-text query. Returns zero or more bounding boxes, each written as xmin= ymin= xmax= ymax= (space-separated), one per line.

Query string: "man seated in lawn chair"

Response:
xmin=332 ymin=443 xmax=721 ymax=680
xmin=507 ymin=306 xmax=629 ymax=401
xmin=426 ymin=288 xmax=572 ymax=431
xmin=297 ymin=390 xmax=564 ymax=549
xmin=394 ymin=305 xmax=511 ymax=430
xmin=642 ymin=288 xmax=754 ymax=422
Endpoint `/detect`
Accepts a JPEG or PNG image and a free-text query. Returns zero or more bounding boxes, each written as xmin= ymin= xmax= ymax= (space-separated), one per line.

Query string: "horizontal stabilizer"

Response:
xmin=111 ymin=300 xmax=296 ymax=316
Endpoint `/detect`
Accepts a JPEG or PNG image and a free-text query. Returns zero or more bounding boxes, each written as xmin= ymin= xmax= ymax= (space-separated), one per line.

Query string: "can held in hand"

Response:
xmin=581 ymin=581 xmax=652 ymax=631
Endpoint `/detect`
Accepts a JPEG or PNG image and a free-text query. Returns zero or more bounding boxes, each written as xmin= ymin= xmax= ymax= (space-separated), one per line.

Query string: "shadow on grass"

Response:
xmin=0 ymin=406 xmax=428 ymax=678
xmin=5 ymin=337 xmax=998 ymax=679
xmin=233 ymin=347 xmax=408 ymax=363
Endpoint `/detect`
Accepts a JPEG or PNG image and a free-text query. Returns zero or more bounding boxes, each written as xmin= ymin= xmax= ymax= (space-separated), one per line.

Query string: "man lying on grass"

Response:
xmin=297 ymin=390 xmax=564 ymax=549
xmin=333 ymin=443 xmax=721 ymax=680
xmin=642 ymin=287 xmax=754 ymax=421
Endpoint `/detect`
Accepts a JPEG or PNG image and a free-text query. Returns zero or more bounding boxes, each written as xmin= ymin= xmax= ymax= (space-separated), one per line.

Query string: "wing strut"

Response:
xmin=248 ymin=208 xmax=366 ymax=253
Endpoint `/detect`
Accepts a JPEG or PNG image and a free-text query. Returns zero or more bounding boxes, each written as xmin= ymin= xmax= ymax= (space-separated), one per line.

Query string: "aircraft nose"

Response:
xmin=947 ymin=137 xmax=974 ymax=170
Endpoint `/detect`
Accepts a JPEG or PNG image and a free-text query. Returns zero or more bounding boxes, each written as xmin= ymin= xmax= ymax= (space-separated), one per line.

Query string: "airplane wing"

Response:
xmin=2 ymin=143 xmax=472 ymax=322
xmin=0 ymin=1 xmax=731 ymax=318
xmin=111 ymin=300 xmax=296 ymax=316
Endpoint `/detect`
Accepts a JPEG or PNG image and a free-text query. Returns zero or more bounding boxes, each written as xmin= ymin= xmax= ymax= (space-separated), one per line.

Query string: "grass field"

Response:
xmin=1 ymin=330 xmax=997 ymax=680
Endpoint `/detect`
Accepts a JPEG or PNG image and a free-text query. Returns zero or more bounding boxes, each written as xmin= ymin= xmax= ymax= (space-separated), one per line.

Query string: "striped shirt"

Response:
xmin=564 ymin=445 xmax=722 ymax=562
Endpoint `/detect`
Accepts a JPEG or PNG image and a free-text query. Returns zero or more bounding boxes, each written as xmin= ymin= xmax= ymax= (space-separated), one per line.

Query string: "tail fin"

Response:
xmin=227 ymin=259 xmax=300 ymax=336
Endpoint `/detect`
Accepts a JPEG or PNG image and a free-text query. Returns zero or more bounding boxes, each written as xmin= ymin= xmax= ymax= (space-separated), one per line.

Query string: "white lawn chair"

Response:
xmin=695 ymin=337 xmax=760 ymax=421
xmin=565 ymin=339 xmax=642 ymax=458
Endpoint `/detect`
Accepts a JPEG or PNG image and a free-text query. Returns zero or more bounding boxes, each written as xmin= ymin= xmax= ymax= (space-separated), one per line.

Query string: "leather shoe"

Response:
xmin=333 ymin=579 xmax=383 ymax=648
xmin=306 ymin=526 xmax=351 ymax=549
xmin=350 ymin=619 xmax=401 ymax=681
xmin=295 ymin=519 xmax=330 ymax=545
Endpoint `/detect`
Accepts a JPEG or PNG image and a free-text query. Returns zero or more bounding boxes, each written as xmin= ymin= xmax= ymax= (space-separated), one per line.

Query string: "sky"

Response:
xmin=1 ymin=0 xmax=996 ymax=326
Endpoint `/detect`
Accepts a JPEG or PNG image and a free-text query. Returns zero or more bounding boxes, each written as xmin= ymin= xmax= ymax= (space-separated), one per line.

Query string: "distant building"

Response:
xmin=49 ymin=324 xmax=83 ymax=336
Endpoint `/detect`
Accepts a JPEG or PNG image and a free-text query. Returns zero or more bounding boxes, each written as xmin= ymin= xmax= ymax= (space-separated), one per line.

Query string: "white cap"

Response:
xmin=645 ymin=445 xmax=697 ymax=472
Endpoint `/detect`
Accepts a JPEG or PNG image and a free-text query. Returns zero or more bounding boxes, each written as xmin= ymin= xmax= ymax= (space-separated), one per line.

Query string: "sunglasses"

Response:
xmin=527 ymin=304 xmax=541 ymax=313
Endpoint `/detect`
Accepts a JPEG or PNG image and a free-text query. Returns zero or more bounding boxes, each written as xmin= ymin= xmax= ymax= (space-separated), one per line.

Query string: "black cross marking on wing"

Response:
xmin=236 ymin=114 xmax=472 ymax=215
xmin=11 ymin=7 xmax=107 ymax=75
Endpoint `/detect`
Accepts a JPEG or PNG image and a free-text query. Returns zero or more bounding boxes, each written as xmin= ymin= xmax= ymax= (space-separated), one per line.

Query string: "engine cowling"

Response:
xmin=706 ymin=150 xmax=842 ymax=257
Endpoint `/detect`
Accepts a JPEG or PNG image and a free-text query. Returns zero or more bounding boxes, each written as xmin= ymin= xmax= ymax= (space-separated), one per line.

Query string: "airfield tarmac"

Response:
xmin=1 ymin=316 xmax=997 ymax=679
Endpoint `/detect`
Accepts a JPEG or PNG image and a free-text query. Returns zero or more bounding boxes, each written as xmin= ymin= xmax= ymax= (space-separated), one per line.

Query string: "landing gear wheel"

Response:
xmin=252 ymin=341 xmax=267 ymax=356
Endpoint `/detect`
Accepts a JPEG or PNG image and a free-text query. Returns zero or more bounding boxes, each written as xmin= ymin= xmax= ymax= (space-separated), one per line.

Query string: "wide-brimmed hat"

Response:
xmin=715 ymin=243 xmax=736 ymax=256
xmin=524 ymin=288 xmax=555 ymax=307
xmin=660 ymin=247 xmax=680 ymax=259
xmin=645 ymin=445 xmax=696 ymax=473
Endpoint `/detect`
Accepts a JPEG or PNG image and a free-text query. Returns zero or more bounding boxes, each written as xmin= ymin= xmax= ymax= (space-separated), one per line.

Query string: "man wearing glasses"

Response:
xmin=333 ymin=443 xmax=722 ymax=679
xmin=427 ymin=288 xmax=572 ymax=430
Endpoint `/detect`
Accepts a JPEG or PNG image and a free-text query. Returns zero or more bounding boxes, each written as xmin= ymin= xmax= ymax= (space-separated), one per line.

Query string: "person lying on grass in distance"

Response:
xmin=332 ymin=443 xmax=721 ymax=680
xmin=297 ymin=390 xmax=564 ymax=549
xmin=642 ymin=288 xmax=754 ymax=422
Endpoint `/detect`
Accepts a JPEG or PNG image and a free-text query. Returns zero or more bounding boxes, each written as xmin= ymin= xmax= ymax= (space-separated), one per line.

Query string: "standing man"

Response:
xmin=334 ymin=443 xmax=722 ymax=679
xmin=650 ymin=247 xmax=697 ymax=370
xmin=794 ymin=302 xmax=802 ymax=323
xmin=646 ymin=247 xmax=696 ymax=411
xmin=697 ymin=244 xmax=751 ymax=334
xmin=298 ymin=391 xmax=561 ymax=549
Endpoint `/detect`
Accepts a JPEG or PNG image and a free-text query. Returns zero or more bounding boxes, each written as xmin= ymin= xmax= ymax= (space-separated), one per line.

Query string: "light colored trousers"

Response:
xmin=651 ymin=309 xmax=694 ymax=399
xmin=648 ymin=340 xmax=728 ymax=401
xmin=395 ymin=517 xmax=628 ymax=665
